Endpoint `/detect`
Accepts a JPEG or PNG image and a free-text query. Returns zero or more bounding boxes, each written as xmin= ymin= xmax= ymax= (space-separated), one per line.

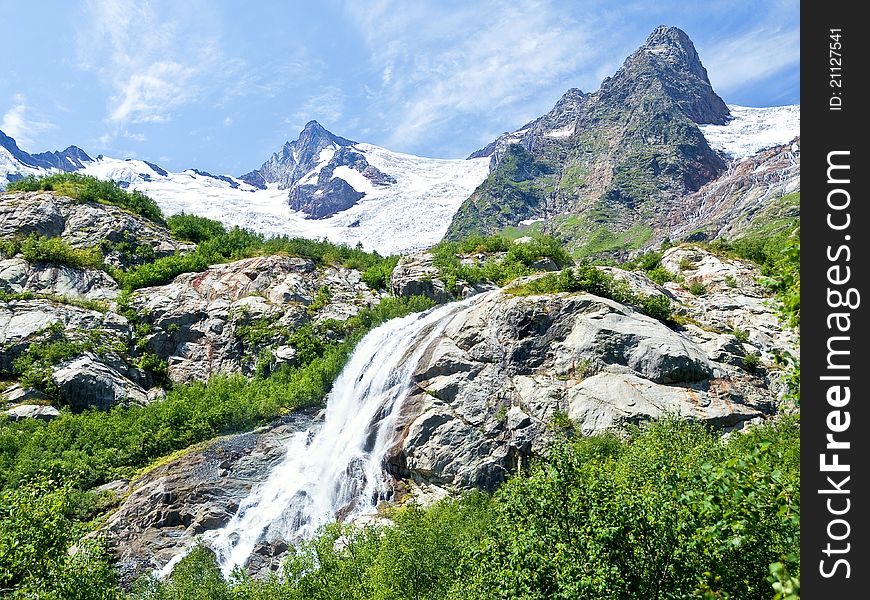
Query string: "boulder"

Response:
xmin=4 ymin=403 xmax=60 ymax=422
xmin=390 ymin=253 xmax=452 ymax=304
xmin=51 ymin=352 xmax=148 ymax=411
xmin=2 ymin=383 xmax=49 ymax=404
xmin=0 ymin=298 xmax=131 ymax=374
xmin=0 ymin=257 xmax=118 ymax=301
xmin=0 ymin=191 xmax=193 ymax=268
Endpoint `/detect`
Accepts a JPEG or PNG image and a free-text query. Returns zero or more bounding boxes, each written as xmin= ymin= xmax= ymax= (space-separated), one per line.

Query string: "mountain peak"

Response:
xmin=605 ymin=25 xmax=728 ymax=125
xmin=298 ymin=120 xmax=357 ymax=148
xmin=641 ymin=25 xmax=709 ymax=83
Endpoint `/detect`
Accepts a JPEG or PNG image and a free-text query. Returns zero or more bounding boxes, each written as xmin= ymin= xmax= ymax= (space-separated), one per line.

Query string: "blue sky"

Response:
xmin=0 ymin=0 xmax=799 ymax=175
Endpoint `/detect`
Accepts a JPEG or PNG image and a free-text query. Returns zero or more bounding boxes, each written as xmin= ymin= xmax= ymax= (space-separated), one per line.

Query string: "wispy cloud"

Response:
xmin=1 ymin=93 xmax=54 ymax=148
xmin=75 ymin=0 xmax=238 ymax=142
xmin=703 ymin=27 xmax=800 ymax=96
xmin=285 ymin=87 xmax=346 ymax=132
xmin=344 ymin=0 xmax=603 ymax=151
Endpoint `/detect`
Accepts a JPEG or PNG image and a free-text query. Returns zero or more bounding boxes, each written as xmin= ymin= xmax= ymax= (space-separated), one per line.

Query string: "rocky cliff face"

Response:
xmin=100 ymin=410 xmax=319 ymax=585
xmin=447 ymin=26 xmax=730 ymax=255
xmin=0 ymin=190 xmax=381 ymax=416
xmin=129 ymin=254 xmax=382 ymax=384
xmin=0 ymin=191 xmax=193 ymax=267
xmin=383 ymin=248 xmax=791 ymax=491
xmin=662 ymin=138 xmax=800 ymax=243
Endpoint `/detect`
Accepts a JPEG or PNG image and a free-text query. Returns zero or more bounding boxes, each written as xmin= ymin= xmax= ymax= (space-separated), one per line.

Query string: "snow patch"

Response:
xmin=332 ymin=166 xmax=374 ymax=194
xmin=700 ymin=105 xmax=800 ymax=160
xmin=545 ymin=124 xmax=575 ymax=138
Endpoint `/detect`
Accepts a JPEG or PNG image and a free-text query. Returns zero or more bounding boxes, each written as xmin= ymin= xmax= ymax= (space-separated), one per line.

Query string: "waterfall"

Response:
xmin=172 ymin=298 xmax=475 ymax=577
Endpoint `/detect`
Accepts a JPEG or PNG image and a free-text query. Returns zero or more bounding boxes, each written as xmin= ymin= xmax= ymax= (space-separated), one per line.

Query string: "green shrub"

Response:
xmin=743 ymin=352 xmax=761 ymax=372
xmin=118 ymin=224 xmax=399 ymax=291
xmin=166 ymin=213 xmax=227 ymax=243
xmin=8 ymin=173 xmax=165 ymax=225
xmin=687 ymin=281 xmax=707 ymax=296
xmin=0 ymin=477 xmax=123 ymax=598
xmin=430 ymin=233 xmax=572 ymax=293
xmin=510 ymin=264 xmax=672 ymax=321
xmin=13 ymin=235 xmax=105 ymax=271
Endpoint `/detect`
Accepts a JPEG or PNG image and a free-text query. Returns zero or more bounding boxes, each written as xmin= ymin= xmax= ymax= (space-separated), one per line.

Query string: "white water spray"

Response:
xmin=168 ymin=299 xmax=475 ymax=577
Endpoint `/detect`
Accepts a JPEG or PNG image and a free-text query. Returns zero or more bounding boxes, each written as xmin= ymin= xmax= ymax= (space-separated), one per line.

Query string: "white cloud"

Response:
xmin=1 ymin=94 xmax=54 ymax=148
xmin=76 ymin=0 xmax=239 ymax=141
xmin=285 ymin=87 xmax=346 ymax=132
xmin=122 ymin=130 xmax=147 ymax=142
xmin=223 ymin=116 xmax=233 ymax=126
xmin=344 ymin=0 xmax=604 ymax=150
xmin=702 ymin=27 xmax=800 ymax=95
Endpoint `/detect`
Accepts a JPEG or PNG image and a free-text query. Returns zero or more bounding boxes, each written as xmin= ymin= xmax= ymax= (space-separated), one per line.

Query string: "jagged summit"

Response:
xmin=1 ymin=129 xmax=93 ymax=182
xmin=446 ymin=25 xmax=733 ymax=250
xmin=239 ymin=120 xmax=357 ymax=190
xmin=300 ymin=120 xmax=357 ymax=147
xmin=642 ymin=26 xmax=709 ymax=80
xmin=606 ymin=25 xmax=729 ymax=125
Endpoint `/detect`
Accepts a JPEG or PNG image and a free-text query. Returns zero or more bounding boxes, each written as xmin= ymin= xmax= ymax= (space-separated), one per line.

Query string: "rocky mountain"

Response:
xmin=446 ymin=26 xmax=760 ymax=255
xmin=1 ymin=129 xmax=93 ymax=182
xmin=240 ymin=120 xmax=402 ymax=219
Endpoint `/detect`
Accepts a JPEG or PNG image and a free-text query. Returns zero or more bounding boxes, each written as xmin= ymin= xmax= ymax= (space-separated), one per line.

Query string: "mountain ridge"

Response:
xmin=445 ymin=25 xmax=737 ymax=255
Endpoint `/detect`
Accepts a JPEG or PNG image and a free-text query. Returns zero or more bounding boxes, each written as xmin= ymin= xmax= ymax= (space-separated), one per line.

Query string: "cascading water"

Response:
xmin=165 ymin=298 xmax=478 ymax=577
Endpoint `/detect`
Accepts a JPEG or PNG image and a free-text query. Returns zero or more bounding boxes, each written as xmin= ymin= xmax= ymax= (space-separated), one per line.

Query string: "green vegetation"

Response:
xmin=8 ymin=173 xmax=165 ymax=225
xmin=430 ymin=233 xmax=572 ymax=293
xmin=137 ymin=417 xmax=799 ymax=600
xmin=508 ymin=264 xmax=672 ymax=321
xmin=3 ymin=181 xmax=397 ymax=293
xmin=620 ymin=250 xmax=679 ymax=285
xmin=166 ymin=213 xmax=227 ymax=244
xmin=0 ymin=289 xmax=108 ymax=313
xmin=0 ymin=296 xmax=434 ymax=498
xmin=551 ymin=209 xmax=654 ymax=259
xmin=117 ymin=226 xmax=398 ymax=291
xmin=446 ymin=145 xmax=555 ymax=240
xmin=9 ymin=324 xmax=130 ymax=400
xmin=687 ymin=281 xmax=707 ymax=296
xmin=1 ymin=234 xmax=105 ymax=271
xmin=0 ymin=477 xmax=122 ymax=599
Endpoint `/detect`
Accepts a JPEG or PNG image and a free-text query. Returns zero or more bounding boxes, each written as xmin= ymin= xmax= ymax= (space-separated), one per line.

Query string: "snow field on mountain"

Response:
xmin=81 ymin=148 xmax=490 ymax=256
xmin=699 ymin=105 xmax=800 ymax=160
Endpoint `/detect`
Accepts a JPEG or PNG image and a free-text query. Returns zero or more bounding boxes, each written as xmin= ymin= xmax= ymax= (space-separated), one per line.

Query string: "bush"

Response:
xmin=0 ymin=477 xmax=123 ymax=598
xmin=166 ymin=213 xmax=227 ymax=243
xmin=430 ymin=233 xmax=572 ymax=293
xmin=687 ymin=281 xmax=707 ymax=296
xmin=10 ymin=235 xmax=105 ymax=271
xmin=510 ymin=264 xmax=672 ymax=321
xmin=118 ymin=223 xmax=399 ymax=291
